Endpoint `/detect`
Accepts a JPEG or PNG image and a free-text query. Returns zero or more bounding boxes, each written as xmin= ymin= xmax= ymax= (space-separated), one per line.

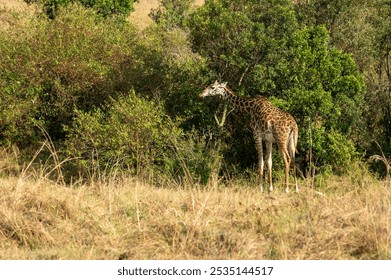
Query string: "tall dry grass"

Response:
xmin=0 ymin=155 xmax=390 ymax=259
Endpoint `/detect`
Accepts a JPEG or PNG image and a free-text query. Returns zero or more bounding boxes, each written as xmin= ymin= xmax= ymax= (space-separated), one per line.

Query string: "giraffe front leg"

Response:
xmin=259 ymin=154 xmax=265 ymax=192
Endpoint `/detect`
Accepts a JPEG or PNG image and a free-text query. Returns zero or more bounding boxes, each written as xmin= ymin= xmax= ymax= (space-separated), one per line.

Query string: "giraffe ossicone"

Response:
xmin=200 ymin=81 xmax=298 ymax=193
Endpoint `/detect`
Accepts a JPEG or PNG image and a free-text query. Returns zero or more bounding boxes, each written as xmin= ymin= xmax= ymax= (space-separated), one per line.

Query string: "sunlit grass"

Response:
xmin=0 ymin=165 xmax=390 ymax=259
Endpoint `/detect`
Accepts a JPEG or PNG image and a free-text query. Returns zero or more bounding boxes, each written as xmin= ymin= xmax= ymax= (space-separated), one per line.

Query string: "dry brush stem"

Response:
xmin=369 ymin=141 xmax=391 ymax=183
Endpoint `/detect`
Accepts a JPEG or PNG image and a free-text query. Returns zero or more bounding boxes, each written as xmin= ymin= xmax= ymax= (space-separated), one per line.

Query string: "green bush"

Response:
xmin=150 ymin=0 xmax=195 ymax=29
xmin=0 ymin=5 xmax=138 ymax=148
xmin=64 ymin=91 xmax=180 ymax=173
xmin=0 ymin=4 xmax=213 ymax=182
xmin=0 ymin=14 xmax=43 ymax=147
xmin=65 ymin=91 xmax=219 ymax=183
xmin=165 ymin=128 xmax=223 ymax=185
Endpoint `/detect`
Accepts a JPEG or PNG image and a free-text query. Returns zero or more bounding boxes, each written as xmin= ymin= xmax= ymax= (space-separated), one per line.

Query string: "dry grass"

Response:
xmin=0 ymin=0 xmax=28 ymax=10
xmin=0 ymin=163 xmax=390 ymax=260
xmin=0 ymin=0 xmax=39 ymax=31
xmin=129 ymin=0 xmax=204 ymax=28
xmin=129 ymin=0 xmax=160 ymax=28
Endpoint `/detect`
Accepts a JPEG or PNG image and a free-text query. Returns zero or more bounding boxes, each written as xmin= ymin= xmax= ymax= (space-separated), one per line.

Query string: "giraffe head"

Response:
xmin=199 ymin=81 xmax=228 ymax=98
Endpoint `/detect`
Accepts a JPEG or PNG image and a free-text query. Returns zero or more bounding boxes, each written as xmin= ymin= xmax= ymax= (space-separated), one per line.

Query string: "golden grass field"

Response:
xmin=1 ymin=160 xmax=390 ymax=259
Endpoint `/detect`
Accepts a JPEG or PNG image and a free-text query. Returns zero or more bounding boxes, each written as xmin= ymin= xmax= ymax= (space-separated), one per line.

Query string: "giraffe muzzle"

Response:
xmin=199 ymin=90 xmax=208 ymax=98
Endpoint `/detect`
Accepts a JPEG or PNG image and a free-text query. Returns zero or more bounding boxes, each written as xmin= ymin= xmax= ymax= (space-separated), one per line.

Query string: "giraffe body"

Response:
xmin=200 ymin=81 xmax=298 ymax=192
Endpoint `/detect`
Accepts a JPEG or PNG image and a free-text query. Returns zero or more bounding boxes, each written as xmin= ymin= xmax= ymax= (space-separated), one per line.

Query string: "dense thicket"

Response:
xmin=188 ymin=0 xmax=366 ymax=174
xmin=0 ymin=0 xmax=390 ymax=183
xmin=295 ymin=0 xmax=391 ymax=175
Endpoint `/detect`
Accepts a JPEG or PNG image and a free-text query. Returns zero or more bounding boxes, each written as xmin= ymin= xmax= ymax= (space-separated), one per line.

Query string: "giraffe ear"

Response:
xmin=222 ymin=82 xmax=228 ymax=87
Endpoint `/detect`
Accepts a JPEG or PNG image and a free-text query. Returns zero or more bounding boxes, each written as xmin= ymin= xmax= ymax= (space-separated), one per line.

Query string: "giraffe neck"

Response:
xmin=223 ymin=87 xmax=253 ymax=113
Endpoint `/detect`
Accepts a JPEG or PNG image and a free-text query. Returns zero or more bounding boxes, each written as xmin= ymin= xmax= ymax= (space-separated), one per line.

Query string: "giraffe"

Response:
xmin=200 ymin=81 xmax=298 ymax=192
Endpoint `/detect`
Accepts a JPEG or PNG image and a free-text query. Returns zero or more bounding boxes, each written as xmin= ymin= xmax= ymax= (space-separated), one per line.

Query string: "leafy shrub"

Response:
xmin=65 ymin=91 xmax=180 ymax=173
xmin=165 ymin=129 xmax=223 ymax=185
xmin=65 ymin=91 xmax=220 ymax=183
xmin=0 ymin=4 xmax=138 ymax=148
xmin=150 ymin=0 xmax=195 ymax=29
xmin=0 ymin=4 xmax=214 ymax=183
xmin=0 ymin=14 xmax=42 ymax=147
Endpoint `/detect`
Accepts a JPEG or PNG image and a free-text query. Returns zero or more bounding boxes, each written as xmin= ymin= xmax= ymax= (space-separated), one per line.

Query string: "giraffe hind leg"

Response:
xmin=265 ymin=141 xmax=273 ymax=192
xmin=281 ymin=150 xmax=291 ymax=193
xmin=288 ymin=133 xmax=298 ymax=192
xmin=254 ymin=131 xmax=264 ymax=192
